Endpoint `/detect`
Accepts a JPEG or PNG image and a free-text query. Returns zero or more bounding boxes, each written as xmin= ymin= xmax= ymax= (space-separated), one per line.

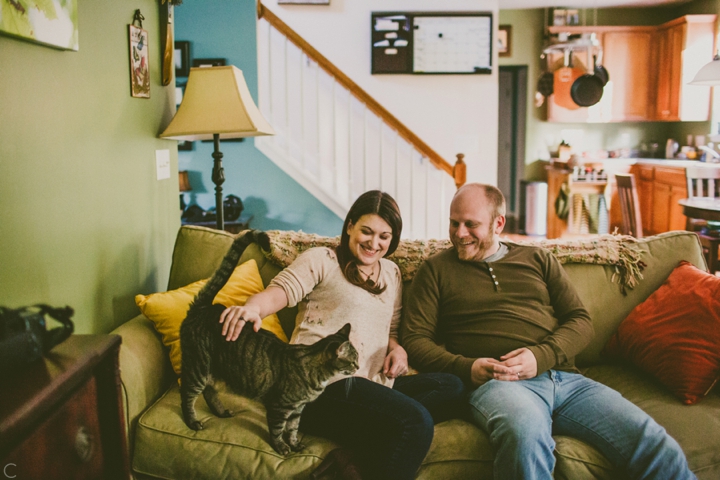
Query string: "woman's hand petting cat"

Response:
xmin=220 ymin=306 xmax=263 ymax=341
xmin=383 ymin=339 xmax=409 ymax=379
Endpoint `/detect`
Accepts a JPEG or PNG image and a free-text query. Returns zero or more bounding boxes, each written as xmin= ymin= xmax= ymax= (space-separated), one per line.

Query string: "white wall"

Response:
xmin=262 ymin=0 xmax=500 ymax=186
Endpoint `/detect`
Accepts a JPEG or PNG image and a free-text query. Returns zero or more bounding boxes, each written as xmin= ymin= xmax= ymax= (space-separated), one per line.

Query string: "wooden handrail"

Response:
xmin=258 ymin=2 xmax=464 ymax=182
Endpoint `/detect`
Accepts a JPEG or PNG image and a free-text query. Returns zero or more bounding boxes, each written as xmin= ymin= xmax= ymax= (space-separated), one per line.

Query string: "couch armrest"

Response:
xmin=112 ymin=315 xmax=175 ymax=460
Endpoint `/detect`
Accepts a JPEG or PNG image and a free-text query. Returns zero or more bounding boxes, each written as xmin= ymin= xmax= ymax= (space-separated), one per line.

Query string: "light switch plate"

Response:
xmin=156 ymin=149 xmax=170 ymax=180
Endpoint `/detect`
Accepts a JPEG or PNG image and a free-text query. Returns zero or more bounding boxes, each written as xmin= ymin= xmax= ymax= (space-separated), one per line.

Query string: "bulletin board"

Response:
xmin=371 ymin=12 xmax=493 ymax=75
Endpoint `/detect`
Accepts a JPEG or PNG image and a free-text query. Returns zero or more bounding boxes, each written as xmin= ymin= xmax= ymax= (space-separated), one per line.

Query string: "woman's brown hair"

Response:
xmin=336 ymin=191 xmax=402 ymax=294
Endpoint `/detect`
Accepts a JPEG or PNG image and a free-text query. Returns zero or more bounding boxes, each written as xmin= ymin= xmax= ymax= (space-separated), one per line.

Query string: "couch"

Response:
xmin=114 ymin=226 xmax=720 ymax=479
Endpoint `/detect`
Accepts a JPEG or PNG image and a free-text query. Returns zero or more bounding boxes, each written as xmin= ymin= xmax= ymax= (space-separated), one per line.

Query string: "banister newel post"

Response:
xmin=453 ymin=153 xmax=467 ymax=189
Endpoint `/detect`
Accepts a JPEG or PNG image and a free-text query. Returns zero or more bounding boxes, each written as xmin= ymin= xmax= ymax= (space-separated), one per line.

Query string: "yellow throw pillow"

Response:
xmin=135 ymin=259 xmax=288 ymax=376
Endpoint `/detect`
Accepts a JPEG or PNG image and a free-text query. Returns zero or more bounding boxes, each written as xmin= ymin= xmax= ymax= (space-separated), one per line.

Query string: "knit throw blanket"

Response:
xmin=263 ymin=231 xmax=646 ymax=294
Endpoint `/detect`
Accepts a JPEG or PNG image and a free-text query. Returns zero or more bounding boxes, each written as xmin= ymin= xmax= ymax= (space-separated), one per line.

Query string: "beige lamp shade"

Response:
xmin=160 ymin=66 xmax=275 ymax=141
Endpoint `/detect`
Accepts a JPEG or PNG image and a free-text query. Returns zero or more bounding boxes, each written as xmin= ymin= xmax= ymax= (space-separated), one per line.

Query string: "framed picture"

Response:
xmin=498 ymin=25 xmax=512 ymax=57
xmin=175 ymin=41 xmax=190 ymax=77
xmin=0 ymin=0 xmax=79 ymax=51
xmin=129 ymin=25 xmax=150 ymax=98
xmin=192 ymin=58 xmax=226 ymax=68
xmin=278 ymin=0 xmax=330 ymax=4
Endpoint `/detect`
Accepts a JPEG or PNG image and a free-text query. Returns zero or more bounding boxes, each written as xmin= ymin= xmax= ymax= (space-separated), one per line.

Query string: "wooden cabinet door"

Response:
xmin=655 ymin=25 xmax=683 ymax=121
xmin=669 ymin=186 xmax=688 ymax=231
xmin=602 ymin=31 xmax=653 ymax=121
xmin=652 ymin=182 xmax=672 ymax=233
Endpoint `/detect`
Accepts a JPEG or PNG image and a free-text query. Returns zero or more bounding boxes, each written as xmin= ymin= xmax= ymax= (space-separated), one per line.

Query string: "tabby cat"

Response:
xmin=180 ymin=230 xmax=360 ymax=456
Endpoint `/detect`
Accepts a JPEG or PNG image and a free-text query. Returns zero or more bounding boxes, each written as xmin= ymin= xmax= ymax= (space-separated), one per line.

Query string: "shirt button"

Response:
xmin=489 ymin=267 xmax=493 ymax=271
xmin=494 ymin=281 xmax=499 ymax=285
xmin=492 ymin=275 xmax=496 ymax=278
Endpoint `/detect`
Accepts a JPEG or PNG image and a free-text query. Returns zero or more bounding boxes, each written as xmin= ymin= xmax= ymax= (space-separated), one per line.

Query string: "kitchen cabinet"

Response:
xmin=654 ymin=15 xmax=715 ymax=121
xmin=630 ymin=164 xmax=688 ymax=234
xmin=546 ymin=26 xmax=655 ymax=123
xmin=545 ymin=15 xmax=715 ymax=123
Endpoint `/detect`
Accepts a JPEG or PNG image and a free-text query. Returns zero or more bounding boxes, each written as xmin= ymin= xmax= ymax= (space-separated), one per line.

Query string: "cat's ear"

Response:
xmin=336 ymin=341 xmax=354 ymax=359
xmin=336 ymin=323 xmax=352 ymax=337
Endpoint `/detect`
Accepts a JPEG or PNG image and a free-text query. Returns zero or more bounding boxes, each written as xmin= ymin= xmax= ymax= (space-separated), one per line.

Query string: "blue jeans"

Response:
xmin=468 ymin=370 xmax=695 ymax=480
xmin=300 ymin=373 xmax=465 ymax=480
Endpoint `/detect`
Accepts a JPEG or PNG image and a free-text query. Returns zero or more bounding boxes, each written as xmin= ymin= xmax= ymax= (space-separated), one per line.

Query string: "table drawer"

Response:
xmin=4 ymin=376 xmax=105 ymax=479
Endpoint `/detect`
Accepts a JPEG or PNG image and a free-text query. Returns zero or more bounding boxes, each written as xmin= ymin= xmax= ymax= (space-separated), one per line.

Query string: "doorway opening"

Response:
xmin=497 ymin=65 xmax=528 ymax=234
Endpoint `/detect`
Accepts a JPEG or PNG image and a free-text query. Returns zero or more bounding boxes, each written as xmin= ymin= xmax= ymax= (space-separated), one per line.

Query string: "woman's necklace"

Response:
xmin=357 ymin=263 xmax=378 ymax=282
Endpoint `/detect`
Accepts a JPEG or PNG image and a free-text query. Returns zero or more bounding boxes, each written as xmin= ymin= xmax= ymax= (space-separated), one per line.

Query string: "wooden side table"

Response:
xmin=0 ymin=335 xmax=130 ymax=480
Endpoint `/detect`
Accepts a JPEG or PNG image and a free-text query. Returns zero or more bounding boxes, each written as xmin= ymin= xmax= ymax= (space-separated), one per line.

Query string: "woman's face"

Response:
xmin=346 ymin=214 xmax=393 ymax=267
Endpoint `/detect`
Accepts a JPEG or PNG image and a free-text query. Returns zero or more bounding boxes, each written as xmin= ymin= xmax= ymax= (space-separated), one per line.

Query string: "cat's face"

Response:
xmin=334 ymin=341 xmax=360 ymax=375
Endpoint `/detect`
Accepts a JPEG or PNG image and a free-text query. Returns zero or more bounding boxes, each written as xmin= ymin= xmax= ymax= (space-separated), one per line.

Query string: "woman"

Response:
xmin=220 ymin=190 xmax=464 ymax=480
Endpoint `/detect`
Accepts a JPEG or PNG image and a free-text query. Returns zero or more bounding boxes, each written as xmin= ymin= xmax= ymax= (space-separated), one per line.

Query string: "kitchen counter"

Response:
xmin=576 ymin=158 xmax=720 ymax=169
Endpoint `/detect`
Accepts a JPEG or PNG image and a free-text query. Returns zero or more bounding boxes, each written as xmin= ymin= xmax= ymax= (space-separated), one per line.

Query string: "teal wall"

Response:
xmin=174 ymin=0 xmax=343 ymax=236
xmin=0 ymin=0 xmax=179 ymax=333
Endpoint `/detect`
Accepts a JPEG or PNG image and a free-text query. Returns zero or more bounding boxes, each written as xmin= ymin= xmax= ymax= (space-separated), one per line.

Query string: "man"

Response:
xmin=401 ymin=183 xmax=694 ymax=480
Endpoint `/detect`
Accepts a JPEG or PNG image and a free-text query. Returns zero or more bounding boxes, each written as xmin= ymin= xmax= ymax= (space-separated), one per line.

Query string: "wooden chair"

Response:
xmin=615 ymin=173 xmax=643 ymax=238
xmin=685 ymin=165 xmax=720 ymax=273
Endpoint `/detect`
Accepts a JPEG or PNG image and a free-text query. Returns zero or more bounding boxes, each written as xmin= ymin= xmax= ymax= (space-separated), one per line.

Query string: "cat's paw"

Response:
xmin=187 ymin=420 xmax=204 ymax=431
xmin=218 ymin=409 xmax=234 ymax=418
xmin=290 ymin=442 xmax=306 ymax=452
xmin=271 ymin=439 xmax=292 ymax=456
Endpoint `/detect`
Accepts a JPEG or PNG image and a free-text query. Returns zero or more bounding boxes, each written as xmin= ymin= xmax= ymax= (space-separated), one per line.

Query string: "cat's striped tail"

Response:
xmin=191 ymin=230 xmax=270 ymax=308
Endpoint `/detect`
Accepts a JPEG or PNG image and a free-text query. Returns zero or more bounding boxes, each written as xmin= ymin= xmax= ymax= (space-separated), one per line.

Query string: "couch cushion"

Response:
xmin=568 ymin=232 xmax=706 ymax=366
xmin=584 ymin=364 xmax=720 ymax=480
xmin=603 ymin=261 xmax=720 ymax=405
xmin=134 ymin=384 xmax=626 ymax=480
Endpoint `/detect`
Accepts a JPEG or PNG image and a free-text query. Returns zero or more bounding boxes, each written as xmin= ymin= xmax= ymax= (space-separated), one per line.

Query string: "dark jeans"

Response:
xmin=300 ymin=373 xmax=465 ymax=480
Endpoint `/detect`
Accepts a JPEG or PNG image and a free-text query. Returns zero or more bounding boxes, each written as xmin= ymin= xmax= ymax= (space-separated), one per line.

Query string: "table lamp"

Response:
xmin=178 ymin=170 xmax=192 ymax=211
xmin=161 ymin=66 xmax=275 ymax=230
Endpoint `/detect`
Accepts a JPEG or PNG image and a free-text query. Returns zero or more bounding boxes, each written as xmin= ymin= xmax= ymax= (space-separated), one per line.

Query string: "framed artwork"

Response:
xmin=129 ymin=25 xmax=150 ymax=98
xmin=498 ymin=25 xmax=512 ymax=57
xmin=278 ymin=0 xmax=330 ymax=4
xmin=0 ymin=0 xmax=79 ymax=50
xmin=192 ymin=58 xmax=226 ymax=68
xmin=175 ymin=41 xmax=190 ymax=77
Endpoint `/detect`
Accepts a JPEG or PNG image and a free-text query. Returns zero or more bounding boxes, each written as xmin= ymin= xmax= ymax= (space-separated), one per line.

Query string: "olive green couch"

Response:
xmin=113 ymin=226 xmax=720 ymax=480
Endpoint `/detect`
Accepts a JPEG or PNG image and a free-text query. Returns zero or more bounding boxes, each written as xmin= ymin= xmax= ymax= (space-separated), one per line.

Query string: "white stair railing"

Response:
xmin=255 ymin=4 xmax=465 ymax=239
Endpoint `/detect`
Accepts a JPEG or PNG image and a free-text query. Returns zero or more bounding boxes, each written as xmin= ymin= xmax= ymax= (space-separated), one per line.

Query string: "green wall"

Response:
xmin=499 ymin=1 xmax=718 ymax=179
xmin=0 ymin=1 xmax=180 ymax=334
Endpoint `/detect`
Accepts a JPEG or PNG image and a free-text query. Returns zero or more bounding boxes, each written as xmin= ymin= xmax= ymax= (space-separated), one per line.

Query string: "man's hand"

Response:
xmin=471 ymin=357 xmax=513 ymax=386
xmin=497 ymin=348 xmax=538 ymax=381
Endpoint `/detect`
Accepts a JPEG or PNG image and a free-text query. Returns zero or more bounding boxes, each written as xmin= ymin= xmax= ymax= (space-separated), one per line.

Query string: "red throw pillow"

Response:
xmin=603 ymin=261 xmax=720 ymax=405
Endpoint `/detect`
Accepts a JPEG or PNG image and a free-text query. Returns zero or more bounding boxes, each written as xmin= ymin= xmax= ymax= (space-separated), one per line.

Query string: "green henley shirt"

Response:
xmin=401 ymin=243 xmax=594 ymax=383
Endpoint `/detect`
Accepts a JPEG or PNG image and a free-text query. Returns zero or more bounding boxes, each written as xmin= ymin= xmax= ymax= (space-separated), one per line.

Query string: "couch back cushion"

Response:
xmin=570 ymin=231 xmax=705 ymax=366
xmin=168 ymin=226 xmax=297 ymax=339
xmin=168 ymin=227 xmax=706 ymax=367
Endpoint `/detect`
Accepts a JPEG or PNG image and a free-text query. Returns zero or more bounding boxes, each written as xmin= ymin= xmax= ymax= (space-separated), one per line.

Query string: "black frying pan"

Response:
xmin=537 ymin=72 xmax=554 ymax=97
xmin=594 ymin=51 xmax=609 ymax=86
xmin=570 ymin=49 xmax=605 ymax=107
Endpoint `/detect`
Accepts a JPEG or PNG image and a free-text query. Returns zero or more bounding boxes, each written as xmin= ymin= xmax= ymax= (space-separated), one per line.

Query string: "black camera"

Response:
xmin=0 ymin=304 xmax=74 ymax=370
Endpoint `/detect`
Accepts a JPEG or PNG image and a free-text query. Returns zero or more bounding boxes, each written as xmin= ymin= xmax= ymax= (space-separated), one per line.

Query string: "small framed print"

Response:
xmin=175 ymin=41 xmax=190 ymax=77
xmin=192 ymin=58 xmax=226 ymax=68
xmin=498 ymin=25 xmax=512 ymax=57
xmin=129 ymin=24 xmax=150 ymax=98
xmin=278 ymin=0 xmax=330 ymax=4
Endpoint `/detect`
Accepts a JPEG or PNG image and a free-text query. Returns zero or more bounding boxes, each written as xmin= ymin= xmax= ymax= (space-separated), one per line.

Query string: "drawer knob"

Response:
xmin=74 ymin=426 xmax=94 ymax=463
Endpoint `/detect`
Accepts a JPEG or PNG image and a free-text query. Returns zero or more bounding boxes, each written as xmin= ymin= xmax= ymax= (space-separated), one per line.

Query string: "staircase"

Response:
xmin=255 ymin=4 xmax=465 ymax=239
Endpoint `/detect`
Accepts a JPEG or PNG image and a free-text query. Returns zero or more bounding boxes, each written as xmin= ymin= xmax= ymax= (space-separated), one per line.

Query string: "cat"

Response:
xmin=180 ymin=230 xmax=360 ymax=456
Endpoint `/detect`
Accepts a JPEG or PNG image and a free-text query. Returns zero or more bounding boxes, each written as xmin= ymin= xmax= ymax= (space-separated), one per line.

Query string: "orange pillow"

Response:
xmin=136 ymin=259 xmax=288 ymax=377
xmin=603 ymin=261 xmax=720 ymax=405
